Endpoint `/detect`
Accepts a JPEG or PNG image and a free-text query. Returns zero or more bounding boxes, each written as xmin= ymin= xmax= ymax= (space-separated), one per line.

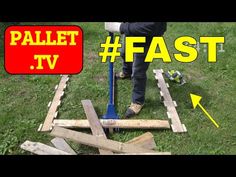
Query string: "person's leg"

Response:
xmin=131 ymin=52 xmax=150 ymax=105
xmin=125 ymin=46 xmax=150 ymax=118
xmin=119 ymin=35 xmax=132 ymax=77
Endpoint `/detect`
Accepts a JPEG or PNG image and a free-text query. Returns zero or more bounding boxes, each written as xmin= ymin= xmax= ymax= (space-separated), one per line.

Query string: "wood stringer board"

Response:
xmin=39 ymin=75 xmax=69 ymax=132
xmin=153 ymin=69 xmax=187 ymax=133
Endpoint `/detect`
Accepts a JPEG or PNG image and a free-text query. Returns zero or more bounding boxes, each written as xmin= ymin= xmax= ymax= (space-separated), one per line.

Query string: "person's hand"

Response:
xmin=105 ymin=22 xmax=121 ymax=33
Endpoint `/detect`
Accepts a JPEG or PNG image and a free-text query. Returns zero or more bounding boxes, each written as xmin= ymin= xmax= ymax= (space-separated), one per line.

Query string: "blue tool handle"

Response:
xmin=102 ymin=32 xmax=119 ymax=120
xmin=108 ymin=32 xmax=114 ymax=105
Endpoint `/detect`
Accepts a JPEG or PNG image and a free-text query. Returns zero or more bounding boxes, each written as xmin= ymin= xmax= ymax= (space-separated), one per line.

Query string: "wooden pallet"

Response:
xmin=153 ymin=69 xmax=187 ymax=133
xmin=33 ymin=68 xmax=189 ymax=154
xmin=39 ymin=72 xmax=172 ymax=132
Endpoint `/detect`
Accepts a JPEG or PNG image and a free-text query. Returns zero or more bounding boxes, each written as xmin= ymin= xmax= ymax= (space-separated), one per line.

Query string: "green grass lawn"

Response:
xmin=0 ymin=22 xmax=235 ymax=155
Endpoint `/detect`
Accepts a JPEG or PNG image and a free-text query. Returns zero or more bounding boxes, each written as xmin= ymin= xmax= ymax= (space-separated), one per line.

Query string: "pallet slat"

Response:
xmin=51 ymin=137 xmax=76 ymax=155
xmin=81 ymin=100 xmax=113 ymax=155
xmin=53 ymin=119 xmax=170 ymax=129
xmin=117 ymin=152 xmax=171 ymax=155
xmin=126 ymin=132 xmax=156 ymax=150
xmin=21 ymin=140 xmax=71 ymax=155
xmin=51 ymin=127 xmax=156 ymax=153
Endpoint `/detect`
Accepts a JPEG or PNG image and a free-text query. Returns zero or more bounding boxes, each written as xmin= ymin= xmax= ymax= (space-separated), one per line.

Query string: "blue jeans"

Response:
xmin=120 ymin=35 xmax=150 ymax=105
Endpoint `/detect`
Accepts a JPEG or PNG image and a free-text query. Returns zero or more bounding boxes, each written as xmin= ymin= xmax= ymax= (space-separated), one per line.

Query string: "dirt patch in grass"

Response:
xmin=93 ymin=75 xmax=106 ymax=83
xmin=86 ymin=52 xmax=99 ymax=64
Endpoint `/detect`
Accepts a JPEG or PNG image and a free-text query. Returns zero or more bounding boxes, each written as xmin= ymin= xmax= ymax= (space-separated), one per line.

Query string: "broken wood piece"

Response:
xmin=51 ymin=137 xmax=77 ymax=155
xmin=173 ymin=101 xmax=177 ymax=107
xmin=81 ymin=100 xmax=113 ymax=155
xmin=166 ymin=83 xmax=170 ymax=88
xmin=126 ymin=132 xmax=156 ymax=150
xmin=41 ymin=75 xmax=69 ymax=132
xmin=54 ymin=111 xmax=58 ymax=119
xmin=51 ymin=127 xmax=156 ymax=153
xmin=54 ymin=85 xmax=58 ymax=90
xmin=53 ymin=119 xmax=170 ymax=129
xmin=37 ymin=124 xmax=43 ymax=132
xmin=60 ymin=91 xmax=65 ymax=98
xmin=20 ymin=140 xmax=71 ymax=155
xmin=160 ymin=91 xmax=164 ymax=97
xmin=167 ymin=112 xmax=172 ymax=119
xmin=164 ymin=101 xmax=177 ymax=108
xmin=182 ymin=124 xmax=187 ymax=132
xmin=47 ymin=101 xmax=52 ymax=108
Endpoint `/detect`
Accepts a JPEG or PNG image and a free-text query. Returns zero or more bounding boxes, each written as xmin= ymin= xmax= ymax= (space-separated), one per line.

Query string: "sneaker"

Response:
xmin=115 ymin=72 xmax=131 ymax=80
xmin=124 ymin=103 xmax=143 ymax=118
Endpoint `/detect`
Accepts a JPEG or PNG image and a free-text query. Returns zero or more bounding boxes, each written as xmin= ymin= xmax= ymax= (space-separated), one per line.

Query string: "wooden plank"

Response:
xmin=167 ymin=106 xmax=186 ymax=133
xmin=100 ymin=119 xmax=169 ymax=129
xmin=20 ymin=140 xmax=71 ymax=155
xmin=50 ymin=126 xmax=156 ymax=150
xmin=51 ymin=127 xmax=156 ymax=153
xmin=81 ymin=100 xmax=113 ymax=155
xmin=53 ymin=119 xmax=170 ymax=129
xmin=117 ymin=152 xmax=171 ymax=155
xmin=40 ymin=75 xmax=69 ymax=132
xmin=154 ymin=69 xmax=186 ymax=133
xmin=37 ymin=124 xmax=43 ymax=132
xmin=51 ymin=137 xmax=76 ymax=155
xmin=126 ymin=132 xmax=156 ymax=150
xmin=153 ymin=69 xmax=164 ymax=74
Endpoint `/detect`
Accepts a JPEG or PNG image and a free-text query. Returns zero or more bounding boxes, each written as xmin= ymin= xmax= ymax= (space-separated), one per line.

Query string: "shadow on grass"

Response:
xmin=93 ymin=105 xmax=104 ymax=119
xmin=144 ymin=97 xmax=164 ymax=112
xmin=168 ymin=81 xmax=211 ymax=109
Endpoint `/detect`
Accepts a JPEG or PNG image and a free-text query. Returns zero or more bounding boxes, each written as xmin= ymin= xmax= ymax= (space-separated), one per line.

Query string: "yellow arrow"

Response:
xmin=190 ymin=93 xmax=219 ymax=128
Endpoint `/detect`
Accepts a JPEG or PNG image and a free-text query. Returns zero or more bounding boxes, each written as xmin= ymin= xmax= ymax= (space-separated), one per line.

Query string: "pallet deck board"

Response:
xmin=51 ymin=137 xmax=76 ymax=155
xmin=117 ymin=152 xmax=171 ymax=155
xmin=53 ymin=119 xmax=170 ymax=129
xmin=21 ymin=140 xmax=71 ymax=155
xmin=51 ymin=127 xmax=156 ymax=153
xmin=81 ymin=100 xmax=113 ymax=155
xmin=126 ymin=132 xmax=156 ymax=150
